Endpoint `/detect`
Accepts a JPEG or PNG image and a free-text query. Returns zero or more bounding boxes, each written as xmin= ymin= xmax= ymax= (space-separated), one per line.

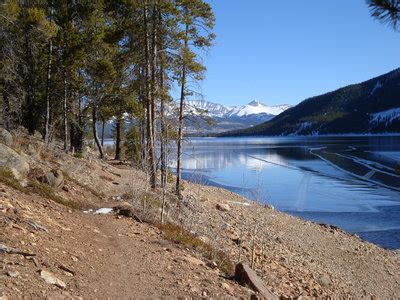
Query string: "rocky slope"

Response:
xmin=0 ymin=129 xmax=399 ymax=298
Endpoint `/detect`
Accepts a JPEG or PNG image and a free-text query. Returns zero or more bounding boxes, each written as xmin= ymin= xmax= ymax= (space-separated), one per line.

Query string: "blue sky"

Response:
xmin=197 ymin=0 xmax=400 ymax=107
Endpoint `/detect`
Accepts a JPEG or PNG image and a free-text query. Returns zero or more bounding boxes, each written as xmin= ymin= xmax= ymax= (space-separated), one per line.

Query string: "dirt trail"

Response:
xmin=1 ymin=135 xmax=399 ymax=299
xmin=0 ymin=161 xmax=252 ymax=299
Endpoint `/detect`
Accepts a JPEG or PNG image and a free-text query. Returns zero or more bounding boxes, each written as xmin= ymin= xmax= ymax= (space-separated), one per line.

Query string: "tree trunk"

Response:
xmin=144 ymin=4 xmax=156 ymax=188
xmin=70 ymin=94 xmax=84 ymax=154
xmin=44 ymin=2 xmax=53 ymax=145
xmin=63 ymin=68 xmax=68 ymax=151
xmin=176 ymin=25 xmax=189 ymax=199
xmin=101 ymin=119 xmax=105 ymax=147
xmin=150 ymin=4 xmax=157 ymax=158
xmin=24 ymin=32 xmax=35 ymax=135
xmin=159 ymin=11 xmax=167 ymax=220
xmin=160 ymin=73 xmax=166 ymax=187
xmin=2 ymin=81 xmax=11 ymax=130
xmin=92 ymin=105 xmax=104 ymax=159
xmin=114 ymin=118 xmax=122 ymax=161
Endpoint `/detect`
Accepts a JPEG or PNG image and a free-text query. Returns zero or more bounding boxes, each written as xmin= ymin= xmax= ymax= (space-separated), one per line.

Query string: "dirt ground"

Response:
xmin=0 ymin=161 xmax=253 ymax=299
xmin=1 ymin=134 xmax=399 ymax=299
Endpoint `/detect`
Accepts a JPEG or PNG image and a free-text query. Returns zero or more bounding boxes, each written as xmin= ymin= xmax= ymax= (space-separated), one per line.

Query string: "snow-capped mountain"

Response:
xmin=184 ymin=99 xmax=291 ymax=134
xmin=186 ymin=99 xmax=290 ymax=119
xmin=222 ymin=68 xmax=400 ymax=136
xmin=98 ymin=99 xmax=291 ymax=137
xmin=227 ymin=100 xmax=291 ymax=118
xmin=185 ymin=100 xmax=231 ymax=117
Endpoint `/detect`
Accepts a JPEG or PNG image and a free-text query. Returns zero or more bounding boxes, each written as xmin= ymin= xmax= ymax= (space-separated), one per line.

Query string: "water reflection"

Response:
xmin=176 ymin=136 xmax=400 ymax=249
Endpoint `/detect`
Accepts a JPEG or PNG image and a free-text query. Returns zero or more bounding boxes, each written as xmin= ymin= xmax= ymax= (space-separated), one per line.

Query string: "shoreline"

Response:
xmin=179 ymin=177 xmax=400 ymax=297
xmin=1 ymin=132 xmax=399 ymax=298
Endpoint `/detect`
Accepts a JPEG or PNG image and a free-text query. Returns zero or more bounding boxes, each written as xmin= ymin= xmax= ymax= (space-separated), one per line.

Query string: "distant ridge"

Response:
xmin=221 ymin=68 xmax=400 ymax=136
xmin=183 ymin=100 xmax=291 ymax=134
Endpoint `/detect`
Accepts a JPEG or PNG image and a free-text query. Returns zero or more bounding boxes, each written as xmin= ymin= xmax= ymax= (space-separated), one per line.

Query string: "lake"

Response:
xmin=174 ymin=136 xmax=400 ymax=249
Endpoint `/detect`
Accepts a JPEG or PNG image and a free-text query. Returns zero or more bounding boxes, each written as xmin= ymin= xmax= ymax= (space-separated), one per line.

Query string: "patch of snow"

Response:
xmin=370 ymin=108 xmax=400 ymax=126
xmin=370 ymin=80 xmax=383 ymax=96
xmin=94 ymin=208 xmax=113 ymax=215
xmin=227 ymin=201 xmax=251 ymax=206
xmin=291 ymin=122 xmax=313 ymax=135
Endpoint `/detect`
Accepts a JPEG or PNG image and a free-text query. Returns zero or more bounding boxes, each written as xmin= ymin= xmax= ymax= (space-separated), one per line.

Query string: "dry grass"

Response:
xmin=156 ymin=223 xmax=234 ymax=276
xmin=63 ymin=172 xmax=105 ymax=200
xmin=26 ymin=180 xmax=81 ymax=209
xmin=0 ymin=168 xmax=27 ymax=193
xmin=100 ymin=174 xmax=114 ymax=182
xmin=143 ymin=193 xmax=161 ymax=208
xmin=0 ymin=167 xmax=80 ymax=209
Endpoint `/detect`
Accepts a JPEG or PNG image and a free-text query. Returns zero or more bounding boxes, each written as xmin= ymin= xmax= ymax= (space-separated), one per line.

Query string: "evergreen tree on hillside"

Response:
xmin=0 ymin=0 xmax=216 ymax=193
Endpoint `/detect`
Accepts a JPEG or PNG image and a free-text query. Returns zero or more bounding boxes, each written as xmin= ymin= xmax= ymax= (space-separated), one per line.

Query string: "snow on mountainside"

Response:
xmin=227 ymin=100 xmax=291 ymax=118
xmin=183 ymin=99 xmax=292 ymax=134
xmin=222 ymin=68 xmax=400 ymax=137
xmin=185 ymin=100 xmax=231 ymax=117
xmin=187 ymin=99 xmax=291 ymax=119
xmin=370 ymin=108 xmax=400 ymax=126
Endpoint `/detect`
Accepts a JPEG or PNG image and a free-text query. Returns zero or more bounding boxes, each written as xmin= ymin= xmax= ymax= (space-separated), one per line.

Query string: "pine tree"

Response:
xmin=368 ymin=0 xmax=400 ymax=30
xmin=174 ymin=0 xmax=215 ymax=198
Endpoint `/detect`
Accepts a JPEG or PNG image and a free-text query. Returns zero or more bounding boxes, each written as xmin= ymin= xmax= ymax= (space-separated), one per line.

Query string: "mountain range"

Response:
xmin=222 ymin=68 xmax=400 ymax=136
xmin=98 ymin=100 xmax=291 ymax=138
xmin=184 ymin=100 xmax=291 ymax=134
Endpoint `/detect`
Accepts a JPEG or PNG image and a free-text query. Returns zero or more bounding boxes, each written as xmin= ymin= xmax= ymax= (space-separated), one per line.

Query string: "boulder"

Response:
xmin=216 ymin=203 xmax=230 ymax=212
xmin=39 ymin=270 xmax=66 ymax=288
xmin=0 ymin=143 xmax=29 ymax=177
xmin=7 ymin=270 xmax=19 ymax=278
xmin=41 ymin=169 xmax=64 ymax=188
xmin=33 ymin=130 xmax=43 ymax=139
xmin=316 ymin=274 xmax=331 ymax=287
xmin=0 ymin=128 xmax=13 ymax=147
xmin=234 ymin=263 xmax=278 ymax=300
xmin=113 ymin=202 xmax=141 ymax=222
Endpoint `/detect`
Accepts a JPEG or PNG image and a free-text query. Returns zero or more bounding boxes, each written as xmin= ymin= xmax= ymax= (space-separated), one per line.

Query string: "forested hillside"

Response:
xmin=0 ymin=0 xmax=215 ymax=196
xmin=222 ymin=69 xmax=400 ymax=136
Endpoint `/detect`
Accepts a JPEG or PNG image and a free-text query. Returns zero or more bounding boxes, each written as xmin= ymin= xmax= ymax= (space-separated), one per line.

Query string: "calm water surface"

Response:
xmin=175 ymin=136 xmax=400 ymax=249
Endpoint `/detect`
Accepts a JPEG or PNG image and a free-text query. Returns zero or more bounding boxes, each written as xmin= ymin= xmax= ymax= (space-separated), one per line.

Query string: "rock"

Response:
xmin=198 ymin=235 xmax=211 ymax=244
xmin=0 ymin=128 xmax=13 ymax=147
xmin=113 ymin=202 xmax=141 ymax=222
xmin=234 ymin=263 xmax=278 ymax=300
xmin=7 ymin=270 xmax=19 ymax=278
xmin=265 ymin=204 xmax=274 ymax=210
xmin=33 ymin=131 xmax=42 ymax=139
xmin=216 ymin=203 xmax=230 ymax=212
xmin=39 ymin=270 xmax=66 ymax=288
xmin=232 ymin=237 xmax=242 ymax=245
xmin=316 ymin=274 xmax=331 ymax=287
xmin=41 ymin=169 xmax=64 ymax=188
xmin=221 ymin=282 xmax=234 ymax=294
xmin=181 ymin=255 xmax=206 ymax=266
xmin=26 ymin=220 xmax=48 ymax=232
xmin=0 ymin=243 xmax=35 ymax=256
xmin=207 ymin=261 xmax=218 ymax=269
xmin=0 ymin=143 xmax=29 ymax=177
